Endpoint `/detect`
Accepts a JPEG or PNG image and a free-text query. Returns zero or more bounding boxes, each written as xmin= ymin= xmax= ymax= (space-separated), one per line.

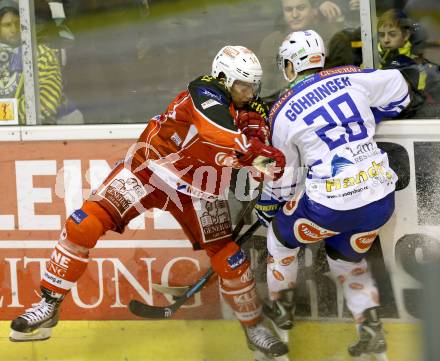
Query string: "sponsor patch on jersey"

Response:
xmin=331 ymin=154 xmax=354 ymax=177
xmin=268 ymin=88 xmax=294 ymax=125
xmin=228 ymin=249 xmax=246 ymax=269
xmin=197 ymin=87 xmax=226 ymax=104
xmin=325 ymin=161 xmax=394 ymax=193
xmin=170 ymin=132 xmax=182 ymax=146
xmin=319 ymin=65 xmax=361 ymax=78
xmin=350 ymin=230 xmax=378 ymax=253
xmin=197 ymin=199 xmax=232 ymax=243
xmin=201 ymin=98 xmax=221 ymax=109
xmin=70 ymin=209 xmax=88 ymax=224
xmin=97 ymin=168 xmax=147 ymax=217
xmin=294 ymin=218 xmax=339 ymax=243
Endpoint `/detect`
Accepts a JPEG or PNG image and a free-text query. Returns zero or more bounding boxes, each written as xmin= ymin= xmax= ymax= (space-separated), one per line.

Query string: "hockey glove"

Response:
xmin=254 ymin=196 xmax=282 ymax=227
xmin=236 ymin=111 xmax=270 ymax=144
xmin=238 ymin=137 xmax=285 ymax=181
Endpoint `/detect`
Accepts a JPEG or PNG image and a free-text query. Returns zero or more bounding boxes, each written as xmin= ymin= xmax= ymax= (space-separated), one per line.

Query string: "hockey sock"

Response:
xmin=326 ymin=255 xmax=380 ymax=321
xmin=266 ymin=223 xmax=300 ymax=300
xmin=41 ymin=242 xmax=89 ymax=295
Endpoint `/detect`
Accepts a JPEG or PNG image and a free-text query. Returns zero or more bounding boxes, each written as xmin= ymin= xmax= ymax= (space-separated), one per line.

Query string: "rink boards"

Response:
xmin=0 ymin=121 xmax=438 ymax=360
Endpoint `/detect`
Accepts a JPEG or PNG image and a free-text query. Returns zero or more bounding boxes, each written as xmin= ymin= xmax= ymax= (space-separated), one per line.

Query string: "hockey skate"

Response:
xmin=245 ymin=322 xmax=289 ymax=359
xmin=263 ymin=300 xmax=294 ymax=331
xmin=262 ymin=289 xmax=295 ymax=347
xmin=9 ymin=288 xmax=63 ymax=342
xmin=348 ymin=308 xmax=389 ymax=361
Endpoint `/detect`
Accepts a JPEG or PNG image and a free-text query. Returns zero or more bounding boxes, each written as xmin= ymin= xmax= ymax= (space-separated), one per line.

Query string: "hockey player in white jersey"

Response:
xmin=255 ymin=29 xmax=411 ymax=359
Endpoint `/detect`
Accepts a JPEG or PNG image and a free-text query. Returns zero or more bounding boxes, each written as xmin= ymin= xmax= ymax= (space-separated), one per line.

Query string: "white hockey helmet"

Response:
xmin=277 ymin=30 xmax=326 ymax=82
xmin=212 ymin=45 xmax=262 ymax=94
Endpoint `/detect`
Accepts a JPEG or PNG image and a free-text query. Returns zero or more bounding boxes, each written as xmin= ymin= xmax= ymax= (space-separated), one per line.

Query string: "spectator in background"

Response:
xmin=34 ymin=0 xmax=84 ymax=124
xmin=377 ymin=9 xmax=440 ymax=116
xmin=324 ymin=0 xmax=362 ymax=68
xmin=62 ymin=0 xmax=152 ymax=123
xmin=0 ymin=0 xmax=62 ymax=124
xmin=35 ymin=1 xmax=77 ymax=50
xmin=318 ymin=0 xmax=359 ymax=28
xmin=258 ymin=0 xmax=340 ymax=100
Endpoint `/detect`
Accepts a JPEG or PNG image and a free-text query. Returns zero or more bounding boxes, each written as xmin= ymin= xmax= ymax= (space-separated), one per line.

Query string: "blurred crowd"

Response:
xmin=0 ymin=0 xmax=439 ymax=124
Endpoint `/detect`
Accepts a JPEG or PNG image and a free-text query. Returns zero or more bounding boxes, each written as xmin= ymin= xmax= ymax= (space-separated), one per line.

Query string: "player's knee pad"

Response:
xmin=65 ymin=201 xmax=114 ymax=250
xmin=210 ymin=241 xmax=250 ymax=280
xmin=42 ymin=202 xmax=114 ymax=294
xmin=267 ymin=224 xmax=300 ymax=299
xmin=326 ymin=255 xmax=379 ymax=320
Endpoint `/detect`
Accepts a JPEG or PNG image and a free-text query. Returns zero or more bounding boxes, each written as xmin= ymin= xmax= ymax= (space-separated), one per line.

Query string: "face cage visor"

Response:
xmin=232 ymin=79 xmax=262 ymax=98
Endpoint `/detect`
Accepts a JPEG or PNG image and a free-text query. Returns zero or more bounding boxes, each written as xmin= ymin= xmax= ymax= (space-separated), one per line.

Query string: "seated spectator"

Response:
xmin=0 ymin=0 xmax=62 ymax=124
xmin=0 ymin=0 xmax=83 ymax=125
xmin=378 ymin=9 xmax=440 ymax=116
xmin=318 ymin=0 xmax=360 ymax=28
xmin=258 ymin=0 xmax=340 ymax=99
xmin=324 ymin=0 xmax=362 ymax=68
xmin=377 ymin=9 xmax=414 ymax=67
xmin=326 ymin=26 xmax=362 ymax=68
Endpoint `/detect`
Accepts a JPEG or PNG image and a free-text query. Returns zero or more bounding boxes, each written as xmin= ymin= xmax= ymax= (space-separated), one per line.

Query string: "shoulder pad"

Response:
xmin=189 ymin=75 xmax=231 ymax=105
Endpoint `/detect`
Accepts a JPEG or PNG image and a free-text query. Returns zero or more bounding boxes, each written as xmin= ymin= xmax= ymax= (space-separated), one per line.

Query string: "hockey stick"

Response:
xmin=232 ymin=181 xmax=263 ymax=240
xmin=149 ymin=182 xmax=264 ymax=298
xmin=129 ymin=220 xmax=261 ymax=319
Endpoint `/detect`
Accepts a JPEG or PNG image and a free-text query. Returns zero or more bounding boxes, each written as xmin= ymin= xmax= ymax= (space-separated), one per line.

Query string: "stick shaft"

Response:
xmin=129 ymin=220 xmax=261 ymax=318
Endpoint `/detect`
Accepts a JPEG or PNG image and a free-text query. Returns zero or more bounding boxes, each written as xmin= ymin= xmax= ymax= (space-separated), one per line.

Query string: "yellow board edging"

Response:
xmin=0 ymin=320 xmax=422 ymax=361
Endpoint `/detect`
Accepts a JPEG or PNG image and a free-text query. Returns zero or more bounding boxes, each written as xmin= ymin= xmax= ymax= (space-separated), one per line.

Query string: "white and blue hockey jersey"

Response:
xmin=269 ymin=66 xmax=410 ymax=210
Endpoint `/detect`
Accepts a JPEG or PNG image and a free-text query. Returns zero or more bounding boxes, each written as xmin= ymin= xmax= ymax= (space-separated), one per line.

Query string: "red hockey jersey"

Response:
xmin=132 ymin=75 xmax=265 ymax=199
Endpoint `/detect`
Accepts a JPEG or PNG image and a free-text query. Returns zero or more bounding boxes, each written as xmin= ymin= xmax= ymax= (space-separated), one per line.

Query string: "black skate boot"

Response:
xmin=263 ymin=289 xmax=295 ymax=331
xmin=244 ymin=321 xmax=289 ymax=358
xmin=348 ymin=307 xmax=387 ymax=358
xmin=9 ymin=287 xmax=64 ymax=342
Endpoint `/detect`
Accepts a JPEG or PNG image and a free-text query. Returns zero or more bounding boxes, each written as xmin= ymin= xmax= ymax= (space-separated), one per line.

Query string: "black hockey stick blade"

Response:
xmin=129 ymin=268 xmax=214 ymax=319
xmin=129 ymin=299 xmax=173 ymax=319
xmin=129 ymin=221 xmax=261 ymax=319
xmin=129 ymin=299 xmax=180 ymax=319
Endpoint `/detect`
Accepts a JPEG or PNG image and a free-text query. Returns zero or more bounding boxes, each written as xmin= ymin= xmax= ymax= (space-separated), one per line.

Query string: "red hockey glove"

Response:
xmin=239 ymin=137 xmax=286 ymax=181
xmin=235 ymin=111 xmax=270 ymax=144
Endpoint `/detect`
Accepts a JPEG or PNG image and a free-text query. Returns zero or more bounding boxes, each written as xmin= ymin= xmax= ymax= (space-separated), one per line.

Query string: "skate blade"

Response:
xmin=273 ymin=326 xmax=289 ymax=344
xmin=352 ymin=353 xmax=389 ymax=361
xmin=373 ymin=353 xmax=389 ymax=361
xmin=9 ymin=327 xmax=52 ymax=342
xmin=266 ymin=318 xmax=290 ymax=344
xmin=253 ymin=350 xmax=291 ymax=361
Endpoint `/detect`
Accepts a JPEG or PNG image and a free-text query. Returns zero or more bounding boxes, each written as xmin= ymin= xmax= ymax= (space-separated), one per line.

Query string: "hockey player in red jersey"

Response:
xmin=10 ymin=45 xmax=288 ymax=358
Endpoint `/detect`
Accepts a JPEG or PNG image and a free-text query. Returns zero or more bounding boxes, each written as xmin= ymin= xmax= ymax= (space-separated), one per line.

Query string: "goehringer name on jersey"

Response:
xmin=285 ymin=77 xmax=352 ymax=122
